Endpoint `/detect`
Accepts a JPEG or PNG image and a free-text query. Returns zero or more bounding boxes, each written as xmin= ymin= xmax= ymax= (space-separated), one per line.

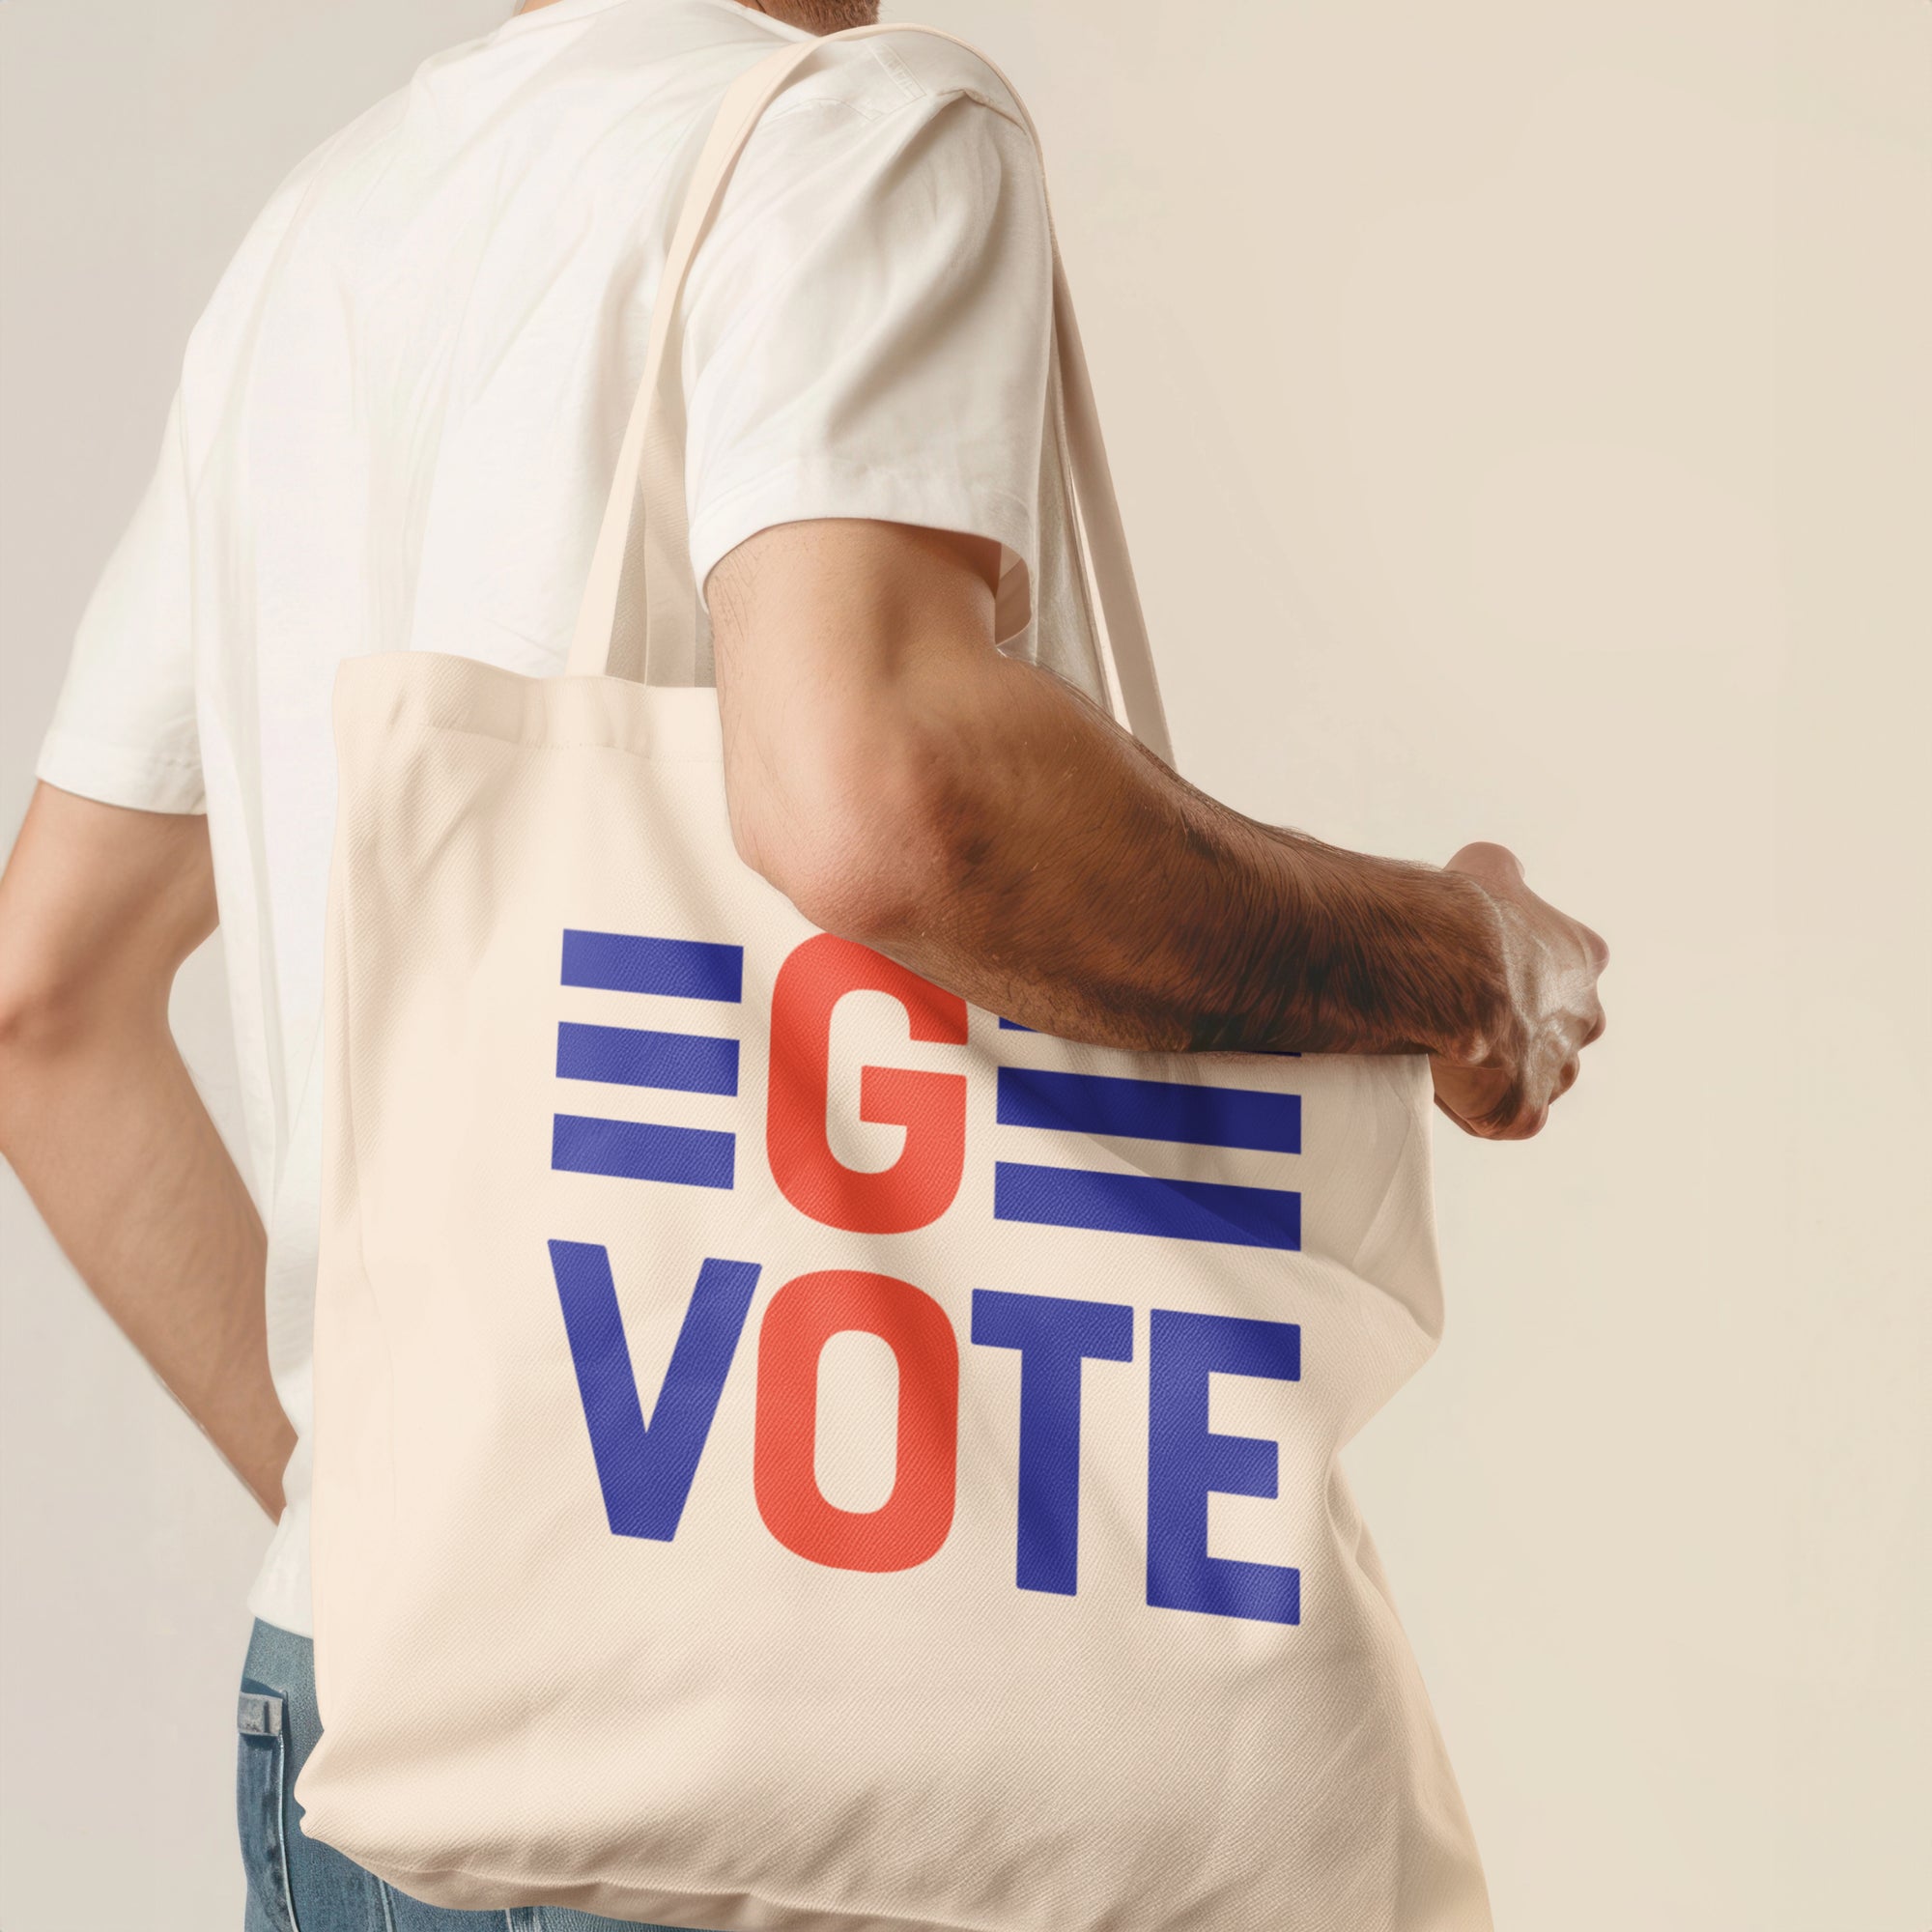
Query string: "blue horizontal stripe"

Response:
xmin=561 ymin=930 xmax=743 ymax=1004
xmin=556 ymin=1022 xmax=739 ymax=1096
xmin=994 ymin=1162 xmax=1300 ymax=1251
xmin=553 ymin=1115 xmax=735 ymax=1191
xmin=999 ymin=1018 xmax=1035 ymax=1031
xmin=998 ymin=1067 xmax=1300 ymax=1154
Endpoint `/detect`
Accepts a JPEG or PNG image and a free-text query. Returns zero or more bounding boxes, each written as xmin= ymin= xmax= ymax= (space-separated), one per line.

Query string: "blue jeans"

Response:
xmin=238 ymin=1618 xmax=699 ymax=1932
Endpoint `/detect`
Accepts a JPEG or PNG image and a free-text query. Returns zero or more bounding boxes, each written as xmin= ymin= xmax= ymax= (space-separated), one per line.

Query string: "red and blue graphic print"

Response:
xmin=549 ymin=928 xmax=1307 ymax=1627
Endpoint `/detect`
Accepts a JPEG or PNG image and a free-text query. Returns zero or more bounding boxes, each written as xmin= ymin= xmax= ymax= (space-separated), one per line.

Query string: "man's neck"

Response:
xmin=516 ymin=0 xmax=881 ymax=30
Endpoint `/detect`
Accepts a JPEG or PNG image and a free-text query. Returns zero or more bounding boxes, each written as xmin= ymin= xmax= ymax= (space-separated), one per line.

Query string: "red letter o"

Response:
xmin=753 ymin=1270 xmax=959 ymax=1574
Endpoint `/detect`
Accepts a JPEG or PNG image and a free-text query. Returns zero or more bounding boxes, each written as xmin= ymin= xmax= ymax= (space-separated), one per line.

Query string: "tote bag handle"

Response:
xmin=564 ymin=25 xmax=1174 ymax=767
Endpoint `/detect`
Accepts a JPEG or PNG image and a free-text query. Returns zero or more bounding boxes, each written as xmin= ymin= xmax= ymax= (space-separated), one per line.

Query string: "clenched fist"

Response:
xmin=1430 ymin=843 xmax=1608 ymax=1140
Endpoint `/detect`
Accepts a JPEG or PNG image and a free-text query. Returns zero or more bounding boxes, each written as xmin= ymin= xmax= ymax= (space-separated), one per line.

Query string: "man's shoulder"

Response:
xmin=764 ymin=27 xmax=1031 ymax=137
xmin=169 ymin=74 xmax=430 ymax=469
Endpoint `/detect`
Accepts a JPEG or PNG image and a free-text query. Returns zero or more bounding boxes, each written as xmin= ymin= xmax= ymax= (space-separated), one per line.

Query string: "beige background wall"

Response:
xmin=2 ymin=1 xmax=1926 ymax=1926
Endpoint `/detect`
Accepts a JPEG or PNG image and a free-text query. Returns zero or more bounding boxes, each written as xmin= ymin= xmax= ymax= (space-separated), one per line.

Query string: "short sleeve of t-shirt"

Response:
xmin=36 ymin=383 xmax=205 ymax=814
xmin=679 ymin=48 xmax=1054 ymax=639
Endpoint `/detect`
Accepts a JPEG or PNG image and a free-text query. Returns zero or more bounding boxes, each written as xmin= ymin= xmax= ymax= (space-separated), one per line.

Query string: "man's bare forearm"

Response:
xmin=715 ymin=519 xmax=1605 ymax=1133
xmin=0 ymin=1015 xmax=291 ymax=1516
xmin=0 ymin=787 xmax=293 ymax=1517
xmin=738 ymin=631 xmax=1508 ymax=1063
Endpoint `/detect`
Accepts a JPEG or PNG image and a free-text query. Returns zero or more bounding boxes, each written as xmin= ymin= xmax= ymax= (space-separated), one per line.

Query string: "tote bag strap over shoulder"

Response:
xmin=563 ymin=24 xmax=1175 ymax=767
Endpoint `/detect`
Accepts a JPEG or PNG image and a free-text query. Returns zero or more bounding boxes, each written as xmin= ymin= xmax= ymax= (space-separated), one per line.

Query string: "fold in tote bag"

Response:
xmin=297 ymin=26 xmax=1492 ymax=1932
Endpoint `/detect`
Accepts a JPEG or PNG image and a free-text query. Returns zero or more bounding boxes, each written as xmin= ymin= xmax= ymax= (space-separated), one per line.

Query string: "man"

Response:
xmin=0 ymin=0 xmax=1606 ymax=1923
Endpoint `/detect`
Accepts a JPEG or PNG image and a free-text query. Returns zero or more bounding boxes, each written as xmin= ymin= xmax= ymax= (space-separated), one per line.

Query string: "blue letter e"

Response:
xmin=1147 ymin=1308 xmax=1302 ymax=1626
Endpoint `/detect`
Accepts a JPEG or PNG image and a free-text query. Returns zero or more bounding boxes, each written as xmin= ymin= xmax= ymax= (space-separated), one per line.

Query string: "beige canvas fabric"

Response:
xmin=297 ymin=26 xmax=1492 ymax=1931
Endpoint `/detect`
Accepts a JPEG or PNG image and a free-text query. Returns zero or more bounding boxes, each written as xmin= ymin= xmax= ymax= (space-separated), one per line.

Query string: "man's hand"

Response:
xmin=0 ymin=784 xmax=292 ymax=1516
xmin=1429 ymin=842 xmax=1609 ymax=1141
xmin=708 ymin=517 xmax=1607 ymax=1121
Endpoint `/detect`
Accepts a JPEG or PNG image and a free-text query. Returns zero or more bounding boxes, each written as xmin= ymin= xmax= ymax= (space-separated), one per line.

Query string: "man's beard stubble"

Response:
xmin=751 ymin=0 xmax=881 ymax=31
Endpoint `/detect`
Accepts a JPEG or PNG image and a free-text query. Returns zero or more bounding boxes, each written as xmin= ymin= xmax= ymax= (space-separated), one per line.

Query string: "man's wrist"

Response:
xmin=1242 ymin=838 xmax=1512 ymax=1060
xmin=1407 ymin=863 xmax=1515 ymax=1064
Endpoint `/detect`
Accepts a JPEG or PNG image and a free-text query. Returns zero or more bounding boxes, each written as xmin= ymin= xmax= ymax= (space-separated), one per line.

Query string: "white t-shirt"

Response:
xmin=36 ymin=0 xmax=1107 ymax=1636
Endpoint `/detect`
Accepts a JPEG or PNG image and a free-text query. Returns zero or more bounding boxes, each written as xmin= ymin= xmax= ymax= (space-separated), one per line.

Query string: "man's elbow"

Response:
xmin=0 ymin=956 xmax=84 ymax=1065
xmin=0 ymin=944 xmax=147 ymax=1091
xmin=0 ymin=960 xmax=87 ymax=1155
xmin=729 ymin=729 xmax=976 ymax=950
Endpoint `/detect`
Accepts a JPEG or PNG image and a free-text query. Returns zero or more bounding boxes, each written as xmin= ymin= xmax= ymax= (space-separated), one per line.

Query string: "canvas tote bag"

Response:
xmin=297 ymin=25 xmax=1492 ymax=1932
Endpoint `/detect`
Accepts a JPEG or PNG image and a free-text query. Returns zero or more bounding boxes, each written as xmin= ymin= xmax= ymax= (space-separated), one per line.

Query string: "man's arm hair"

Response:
xmin=709 ymin=519 xmax=1605 ymax=1138
xmin=0 ymin=785 xmax=293 ymax=1516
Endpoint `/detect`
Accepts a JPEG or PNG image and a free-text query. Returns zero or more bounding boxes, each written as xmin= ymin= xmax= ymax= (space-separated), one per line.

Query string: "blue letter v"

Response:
xmin=547 ymin=1242 xmax=761 ymax=1541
